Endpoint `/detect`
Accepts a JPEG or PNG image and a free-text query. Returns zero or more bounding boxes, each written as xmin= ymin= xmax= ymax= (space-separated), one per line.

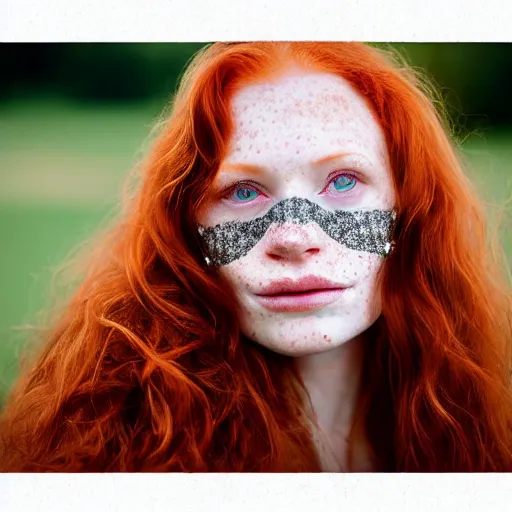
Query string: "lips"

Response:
xmin=254 ymin=275 xmax=347 ymax=312
xmin=256 ymin=275 xmax=345 ymax=296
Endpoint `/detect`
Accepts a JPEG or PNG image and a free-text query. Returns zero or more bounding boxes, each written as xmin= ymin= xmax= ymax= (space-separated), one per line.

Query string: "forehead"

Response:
xmin=226 ymin=71 xmax=387 ymax=164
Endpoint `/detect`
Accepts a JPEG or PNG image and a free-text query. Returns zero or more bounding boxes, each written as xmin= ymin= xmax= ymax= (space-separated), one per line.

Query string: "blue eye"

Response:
xmin=230 ymin=187 xmax=260 ymax=202
xmin=330 ymin=174 xmax=357 ymax=192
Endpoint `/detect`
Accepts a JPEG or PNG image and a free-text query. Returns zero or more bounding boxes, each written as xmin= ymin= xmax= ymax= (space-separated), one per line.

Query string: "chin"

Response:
xmin=266 ymin=340 xmax=348 ymax=358
xmin=239 ymin=306 xmax=383 ymax=357
xmin=242 ymin=325 xmax=370 ymax=357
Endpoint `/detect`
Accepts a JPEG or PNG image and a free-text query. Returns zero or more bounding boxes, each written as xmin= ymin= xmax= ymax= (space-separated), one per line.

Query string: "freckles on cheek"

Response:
xmin=237 ymin=129 xmax=259 ymax=141
xmin=219 ymin=258 xmax=269 ymax=294
xmin=340 ymin=252 xmax=382 ymax=281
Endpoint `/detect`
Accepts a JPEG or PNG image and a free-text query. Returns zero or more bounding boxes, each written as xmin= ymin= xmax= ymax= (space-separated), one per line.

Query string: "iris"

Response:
xmin=232 ymin=187 xmax=259 ymax=202
xmin=331 ymin=174 xmax=356 ymax=192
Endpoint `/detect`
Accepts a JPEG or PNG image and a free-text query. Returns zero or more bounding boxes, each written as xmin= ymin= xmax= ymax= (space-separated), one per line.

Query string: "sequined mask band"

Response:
xmin=197 ymin=196 xmax=396 ymax=267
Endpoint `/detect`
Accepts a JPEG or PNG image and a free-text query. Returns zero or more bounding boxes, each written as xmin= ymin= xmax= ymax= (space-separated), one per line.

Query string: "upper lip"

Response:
xmin=255 ymin=275 xmax=347 ymax=296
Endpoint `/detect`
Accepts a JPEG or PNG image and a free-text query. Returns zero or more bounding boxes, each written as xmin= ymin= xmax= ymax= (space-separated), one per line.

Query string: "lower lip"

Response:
xmin=255 ymin=288 xmax=346 ymax=312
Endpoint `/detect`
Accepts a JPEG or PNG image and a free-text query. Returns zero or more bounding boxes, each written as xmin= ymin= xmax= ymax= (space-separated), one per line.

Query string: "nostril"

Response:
xmin=267 ymin=246 xmax=320 ymax=261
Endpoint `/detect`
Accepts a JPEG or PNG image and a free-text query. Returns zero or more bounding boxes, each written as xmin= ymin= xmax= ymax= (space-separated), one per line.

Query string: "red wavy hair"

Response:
xmin=1 ymin=42 xmax=511 ymax=472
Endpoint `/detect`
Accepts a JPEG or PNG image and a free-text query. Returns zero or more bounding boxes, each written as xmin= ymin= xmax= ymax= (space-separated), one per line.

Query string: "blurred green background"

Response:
xmin=0 ymin=43 xmax=511 ymax=406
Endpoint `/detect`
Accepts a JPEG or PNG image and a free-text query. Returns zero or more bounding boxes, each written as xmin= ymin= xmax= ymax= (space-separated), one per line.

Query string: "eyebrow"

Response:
xmin=312 ymin=152 xmax=350 ymax=165
xmin=220 ymin=162 xmax=265 ymax=174
xmin=221 ymin=153 xmax=352 ymax=174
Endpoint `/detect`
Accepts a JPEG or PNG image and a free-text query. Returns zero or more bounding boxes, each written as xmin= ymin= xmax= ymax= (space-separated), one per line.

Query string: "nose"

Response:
xmin=264 ymin=223 xmax=322 ymax=263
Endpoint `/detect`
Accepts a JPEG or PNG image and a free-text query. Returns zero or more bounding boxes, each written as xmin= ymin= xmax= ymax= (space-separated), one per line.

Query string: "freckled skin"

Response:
xmin=198 ymin=71 xmax=396 ymax=357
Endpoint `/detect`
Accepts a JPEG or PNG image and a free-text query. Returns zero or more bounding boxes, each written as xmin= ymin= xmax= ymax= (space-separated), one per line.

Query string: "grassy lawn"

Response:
xmin=0 ymin=100 xmax=511 ymax=403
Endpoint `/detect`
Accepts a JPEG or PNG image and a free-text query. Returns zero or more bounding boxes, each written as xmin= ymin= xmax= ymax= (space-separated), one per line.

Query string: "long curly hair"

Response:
xmin=1 ymin=42 xmax=511 ymax=472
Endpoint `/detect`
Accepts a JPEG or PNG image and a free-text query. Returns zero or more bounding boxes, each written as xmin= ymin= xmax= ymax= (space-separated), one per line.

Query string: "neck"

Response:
xmin=296 ymin=335 xmax=368 ymax=470
xmin=297 ymin=335 xmax=365 ymax=434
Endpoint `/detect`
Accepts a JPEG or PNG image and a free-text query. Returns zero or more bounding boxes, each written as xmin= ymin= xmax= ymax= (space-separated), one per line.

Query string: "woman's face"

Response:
xmin=197 ymin=71 xmax=395 ymax=356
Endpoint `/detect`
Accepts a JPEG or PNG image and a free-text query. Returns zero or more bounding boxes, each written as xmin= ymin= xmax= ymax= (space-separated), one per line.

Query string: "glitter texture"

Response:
xmin=198 ymin=196 xmax=396 ymax=266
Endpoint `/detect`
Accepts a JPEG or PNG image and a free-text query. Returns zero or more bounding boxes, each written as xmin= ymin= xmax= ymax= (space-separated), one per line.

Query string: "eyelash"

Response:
xmin=220 ymin=171 xmax=361 ymax=203
xmin=324 ymin=170 xmax=361 ymax=194
xmin=221 ymin=179 xmax=265 ymax=198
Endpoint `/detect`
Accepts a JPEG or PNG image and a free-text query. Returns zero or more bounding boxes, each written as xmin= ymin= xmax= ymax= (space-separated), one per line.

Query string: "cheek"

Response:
xmin=340 ymin=253 xmax=384 ymax=311
xmin=327 ymin=250 xmax=383 ymax=283
xmin=217 ymin=261 xmax=265 ymax=292
xmin=355 ymin=256 xmax=384 ymax=310
xmin=354 ymin=253 xmax=382 ymax=280
xmin=353 ymin=254 xmax=383 ymax=291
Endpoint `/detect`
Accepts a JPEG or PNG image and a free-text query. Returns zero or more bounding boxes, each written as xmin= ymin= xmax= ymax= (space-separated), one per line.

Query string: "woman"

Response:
xmin=1 ymin=42 xmax=511 ymax=472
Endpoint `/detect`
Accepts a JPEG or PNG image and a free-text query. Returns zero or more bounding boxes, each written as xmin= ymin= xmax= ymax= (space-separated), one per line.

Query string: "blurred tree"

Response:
xmin=1 ymin=43 xmax=511 ymax=131
xmin=0 ymin=43 xmax=207 ymax=102
xmin=392 ymin=43 xmax=512 ymax=131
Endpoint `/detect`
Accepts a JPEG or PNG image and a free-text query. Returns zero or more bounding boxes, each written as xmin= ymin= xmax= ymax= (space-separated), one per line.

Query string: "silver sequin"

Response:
xmin=198 ymin=196 xmax=396 ymax=267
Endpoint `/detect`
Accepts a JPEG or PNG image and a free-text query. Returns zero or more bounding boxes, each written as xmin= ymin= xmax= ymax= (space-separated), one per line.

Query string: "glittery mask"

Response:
xmin=197 ymin=196 xmax=396 ymax=267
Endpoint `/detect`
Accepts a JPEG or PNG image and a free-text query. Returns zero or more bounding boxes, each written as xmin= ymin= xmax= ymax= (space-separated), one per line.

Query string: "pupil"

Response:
xmin=238 ymin=188 xmax=252 ymax=199
xmin=335 ymin=176 xmax=352 ymax=189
